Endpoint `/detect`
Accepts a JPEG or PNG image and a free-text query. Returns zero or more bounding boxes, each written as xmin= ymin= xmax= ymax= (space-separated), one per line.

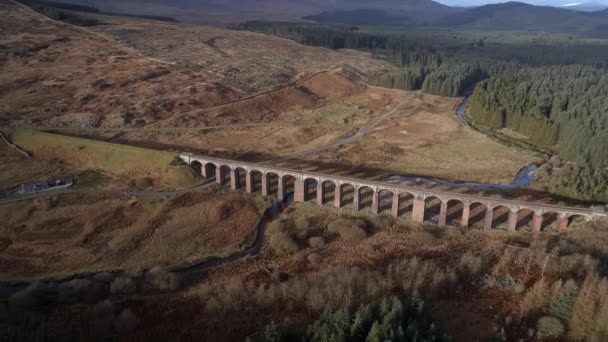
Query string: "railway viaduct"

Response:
xmin=180 ymin=153 xmax=606 ymax=231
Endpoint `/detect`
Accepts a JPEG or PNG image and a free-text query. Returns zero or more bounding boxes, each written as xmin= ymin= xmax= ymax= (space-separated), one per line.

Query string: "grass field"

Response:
xmin=10 ymin=128 xmax=199 ymax=189
xmin=306 ymin=96 xmax=541 ymax=184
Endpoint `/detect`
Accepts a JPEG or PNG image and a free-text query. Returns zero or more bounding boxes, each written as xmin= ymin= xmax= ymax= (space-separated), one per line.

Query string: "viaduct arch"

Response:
xmin=181 ymin=153 xmax=605 ymax=232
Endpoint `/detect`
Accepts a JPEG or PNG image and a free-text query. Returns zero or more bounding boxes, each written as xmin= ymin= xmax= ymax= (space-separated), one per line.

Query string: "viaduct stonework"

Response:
xmin=180 ymin=153 xmax=605 ymax=232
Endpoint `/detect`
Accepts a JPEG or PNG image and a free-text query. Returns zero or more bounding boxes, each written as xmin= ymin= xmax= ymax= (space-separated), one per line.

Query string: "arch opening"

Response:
xmin=568 ymin=215 xmax=586 ymax=229
xmin=190 ymin=160 xmax=202 ymax=176
xmin=469 ymin=202 xmax=488 ymax=229
xmin=218 ymin=165 xmax=231 ymax=185
xmin=339 ymin=183 xmax=355 ymax=209
xmin=266 ymin=172 xmax=279 ymax=197
xmin=304 ymin=178 xmax=318 ymax=202
xmin=203 ymin=162 xmax=217 ymax=180
xmin=281 ymin=174 xmax=296 ymax=200
xmin=358 ymin=186 xmax=374 ymax=211
xmin=321 ymin=180 xmax=336 ymax=205
xmin=234 ymin=167 xmax=247 ymax=190
xmin=446 ymin=199 xmax=464 ymax=227
xmin=378 ymin=189 xmax=394 ymax=215
xmin=515 ymin=209 xmax=535 ymax=231
xmin=542 ymin=212 xmax=559 ymax=231
xmin=423 ymin=196 xmax=442 ymax=224
xmin=397 ymin=192 xmax=415 ymax=219
xmin=250 ymin=170 xmax=263 ymax=193
xmin=491 ymin=205 xmax=511 ymax=230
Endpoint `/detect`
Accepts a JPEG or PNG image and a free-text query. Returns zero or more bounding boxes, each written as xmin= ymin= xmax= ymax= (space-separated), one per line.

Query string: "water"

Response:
xmin=455 ymin=95 xmax=472 ymax=126
xmin=386 ymin=163 xmax=539 ymax=192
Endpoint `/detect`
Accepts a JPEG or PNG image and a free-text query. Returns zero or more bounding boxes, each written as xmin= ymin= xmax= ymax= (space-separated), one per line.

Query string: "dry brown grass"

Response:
xmin=0 ymin=188 xmax=269 ymax=282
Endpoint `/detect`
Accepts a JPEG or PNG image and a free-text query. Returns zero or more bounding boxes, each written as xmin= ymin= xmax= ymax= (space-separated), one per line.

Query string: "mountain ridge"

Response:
xmin=35 ymin=0 xmax=608 ymax=36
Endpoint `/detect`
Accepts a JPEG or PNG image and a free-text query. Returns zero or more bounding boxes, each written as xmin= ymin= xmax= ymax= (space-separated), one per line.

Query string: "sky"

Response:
xmin=435 ymin=0 xmax=608 ymax=6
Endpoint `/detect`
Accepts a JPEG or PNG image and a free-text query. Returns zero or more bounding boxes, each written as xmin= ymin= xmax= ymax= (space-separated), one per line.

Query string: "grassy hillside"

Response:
xmin=11 ymin=128 xmax=199 ymax=189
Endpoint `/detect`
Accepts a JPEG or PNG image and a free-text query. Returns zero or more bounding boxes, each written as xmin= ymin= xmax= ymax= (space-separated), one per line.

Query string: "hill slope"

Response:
xmin=51 ymin=0 xmax=608 ymax=36
xmin=440 ymin=2 xmax=608 ymax=35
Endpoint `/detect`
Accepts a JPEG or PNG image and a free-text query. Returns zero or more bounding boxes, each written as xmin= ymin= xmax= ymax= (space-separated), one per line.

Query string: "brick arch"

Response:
xmin=446 ymin=199 xmax=465 ymax=227
xmin=490 ymin=205 xmax=511 ymax=230
xmin=357 ymin=185 xmax=375 ymax=212
xmin=320 ymin=180 xmax=337 ymax=206
xmin=215 ymin=165 xmax=231 ymax=185
xmin=280 ymin=174 xmax=297 ymax=201
xmin=233 ymin=167 xmax=247 ymax=190
xmin=248 ymin=169 xmax=264 ymax=194
xmin=264 ymin=171 xmax=280 ymax=197
xmin=423 ymin=195 xmax=443 ymax=224
xmin=566 ymin=214 xmax=587 ymax=229
xmin=189 ymin=160 xmax=203 ymax=176
xmin=515 ymin=208 xmax=535 ymax=231
xmin=540 ymin=211 xmax=560 ymax=231
xmin=377 ymin=188 xmax=394 ymax=215
xmin=395 ymin=191 xmax=415 ymax=219
xmin=468 ymin=202 xmax=489 ymax=229
xmin=337 ymin=183 xmax=356 ymax=209
xmin=303 ymin=177 xmax=318 ymax=202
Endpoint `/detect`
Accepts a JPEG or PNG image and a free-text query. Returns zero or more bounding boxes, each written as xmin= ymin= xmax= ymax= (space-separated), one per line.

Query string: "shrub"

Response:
xmin=90 ymin=300 xmax=115 ymax=339
xmin=308 ymin=236 xmax=326 ymax=249
xmin=269 ymin=231 xmax=299 ymax=255
xmin=114 ymin=308 xmax=138 ymax=334
xmin=57 ymin=279 xmax=104 ymax=304
xmin=546 ymin=279 xmax=578 ymax=321
xmin=520 ymin=279 xmax=549 ymax=319
xmin=266 ymin=220 xmax=284 ymax=235
xmin=294 ymin=215 xmax=310 ymax=231
xmin=307 ymin=253 xmax=322 ymax=265
xmin=569 ymin=275 xmax=608 ymax=340
xmin=110 ymin=277 xmax=136 ymax=295
xmin=145 ymin=267 xmax=180 ymax=291
xmin=458 ymin=251 xmax=483 ymax=275
xmin=328 ymin=218 xmax=368 ymax=241
xmin=8 ymin=282 xmax=45 ymax=308
xmin=536 ymin=316 xmax=565 ymax=338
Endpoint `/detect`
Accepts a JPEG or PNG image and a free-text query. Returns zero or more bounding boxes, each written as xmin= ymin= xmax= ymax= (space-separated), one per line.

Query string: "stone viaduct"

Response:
xmin=180 ymin=153 xmax=605 ymax=231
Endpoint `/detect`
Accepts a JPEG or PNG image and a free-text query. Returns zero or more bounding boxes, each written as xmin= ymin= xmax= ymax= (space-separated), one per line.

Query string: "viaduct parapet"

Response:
xmin=180 ymin=153 xmax=606 ymax=231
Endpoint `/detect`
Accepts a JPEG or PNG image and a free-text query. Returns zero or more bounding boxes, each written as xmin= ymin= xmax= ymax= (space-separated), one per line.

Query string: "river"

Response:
xmin=384 ymin=93 xmax=539 ymax=191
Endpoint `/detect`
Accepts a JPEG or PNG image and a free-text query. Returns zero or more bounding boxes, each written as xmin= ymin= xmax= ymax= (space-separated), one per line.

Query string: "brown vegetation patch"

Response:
xmin=0 ymin=189 xmax=268 ymax=281
xmin=300 ymin=71 xmax=366 ymax=99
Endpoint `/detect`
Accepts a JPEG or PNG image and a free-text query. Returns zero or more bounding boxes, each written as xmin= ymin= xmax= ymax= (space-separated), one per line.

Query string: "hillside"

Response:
xmin=49 ymin=0 xmax=608 ymax=36
xmin=0 ymin=0 xmax=396 ymax=127
xmin=440 ymin=1 xmax=608 ymax=35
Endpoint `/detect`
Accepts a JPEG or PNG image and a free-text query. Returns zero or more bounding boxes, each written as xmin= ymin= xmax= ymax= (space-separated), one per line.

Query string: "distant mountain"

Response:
xmin=438 ymin=2 xmax=608 ymax=34
xmin=43 ymin=0 xmax=608 ymax=36
xmin=303 ymin=0 xmax=459 ymax=26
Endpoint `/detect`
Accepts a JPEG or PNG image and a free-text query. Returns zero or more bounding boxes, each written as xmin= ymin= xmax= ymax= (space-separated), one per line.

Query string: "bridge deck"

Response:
xmin=181 ymin=153 xmax=604 ymax=218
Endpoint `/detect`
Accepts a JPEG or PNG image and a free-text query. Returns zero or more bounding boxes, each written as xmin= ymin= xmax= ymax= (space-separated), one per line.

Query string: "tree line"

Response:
xmin=259 ymin=295 xmax=449 ymax=342
xmin=469 ymin=65 xmax=608 ymax=168
xmin=236 ymin=21 xmax=608 ymax=97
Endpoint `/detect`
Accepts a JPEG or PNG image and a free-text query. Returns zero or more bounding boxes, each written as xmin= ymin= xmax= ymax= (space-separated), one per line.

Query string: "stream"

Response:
xmin=0 ymin=194 xmax=292 ymax=299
